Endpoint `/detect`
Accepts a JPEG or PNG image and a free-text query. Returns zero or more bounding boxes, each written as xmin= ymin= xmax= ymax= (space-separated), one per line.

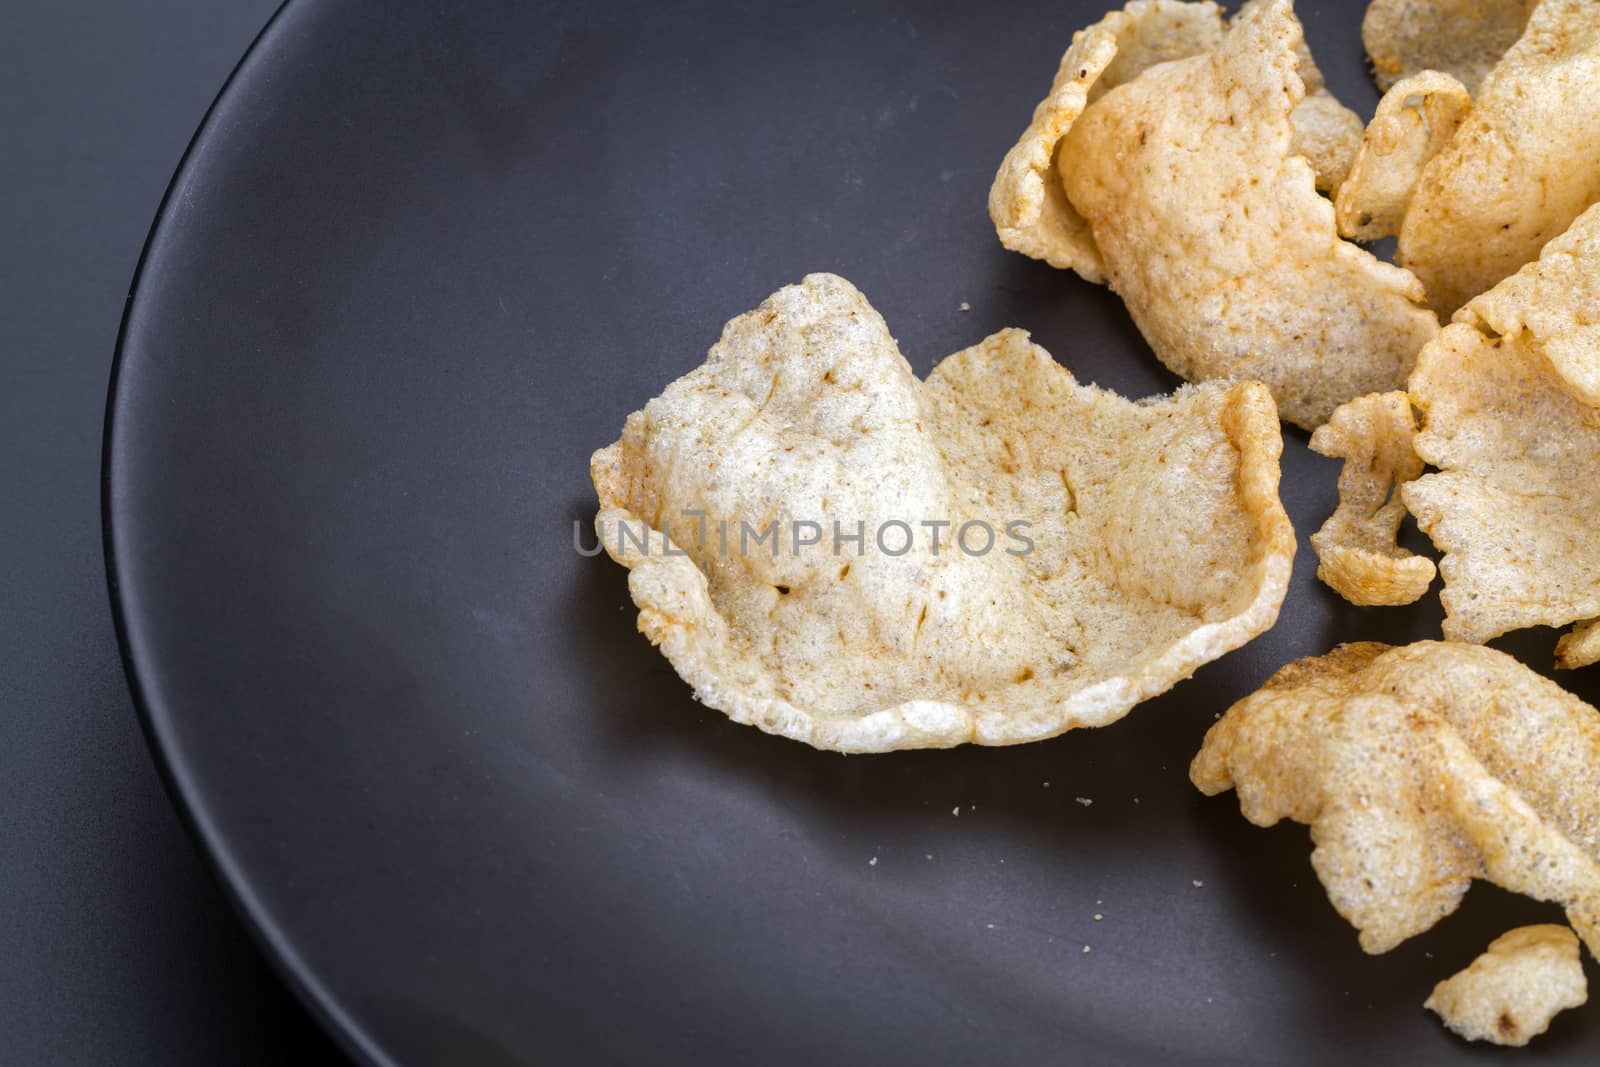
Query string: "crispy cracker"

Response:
xmin=987 ymin=0 xmax=1224 ymax=282
xmin=1362 ymin=0 xmax=1534 ymax=94
xmin=1308 ymin=392 xmax=1434 ymax=606
xmin=1459 ymin=200 xmax=1600 ymax=408
xmin=1425 ymin=925 xmax=1588 ymax=1046
xmin=1334 ymin=71 xmax=1470 ymax=244
xmin=1403 ymin=209 xmax=1600 ymax=654
xmin=1289 ymin=90 xmax=1365 ymax=196
xmin=1314 ymin=205 xmax=1600 ymax=661
xmin=1386 ymin=0 xmax=1600 ymax=315
xmin=593 ymin=274 xmax=1294 ymax=752
xmin=1193 ymin=642 xmax=1600 ymax=956
xmin=1557 ymin=620 xmax=1600 ymax=672
xmin=1000 ymin=0 xmax=1436 ymax=429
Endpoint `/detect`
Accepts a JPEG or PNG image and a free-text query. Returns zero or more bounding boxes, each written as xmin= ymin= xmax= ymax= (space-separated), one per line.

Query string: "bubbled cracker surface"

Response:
xmin=1288 ymin=91 xmax=1365 ymax=195
xmin=1362 ymin=0 xmax=1534 ymax=94
xmin=592 ymin=274 xmax=1294 ymax=752
xmin=1308 ymin=392 xmax=1434 ymax=606
xmin=990 ymin=2 xmax=1374 ymax=350
xmin=1312 ymin=204 xmax=1600 ymax=659
xmin=1058 ymin=0 xmax=1437 ymax=429
xmin=988 ymin=0 xmax=1224 ymax=282
xmin=1334 ymin=71 xmax=1470 ymax=243
xmin=1404 ymin=316 xmax=1600 ymax=648
xmin=1425 ymin=925 xmax=1588 ymax=1046
xmin=1396 ymin=0 xmax=1600 ymax=316
xmin=1459 ymin=201 xmax=1600 ymax=408
xmin=1193 ymin=642 xmax=1600 ymax=957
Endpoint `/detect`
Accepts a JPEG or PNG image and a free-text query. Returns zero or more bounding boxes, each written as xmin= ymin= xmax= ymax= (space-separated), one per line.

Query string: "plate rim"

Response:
xmin=99 ymin=1 xmax=387 ymax=1062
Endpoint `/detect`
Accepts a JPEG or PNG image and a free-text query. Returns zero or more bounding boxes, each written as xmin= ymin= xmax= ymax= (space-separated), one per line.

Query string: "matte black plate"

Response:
xmin=105 ymin=1 xmax=1600 ymax=1062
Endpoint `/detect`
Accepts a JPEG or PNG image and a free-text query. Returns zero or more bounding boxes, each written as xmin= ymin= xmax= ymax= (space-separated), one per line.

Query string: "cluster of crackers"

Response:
xmin=592 ymin=0 xmax=1600 ymax=1047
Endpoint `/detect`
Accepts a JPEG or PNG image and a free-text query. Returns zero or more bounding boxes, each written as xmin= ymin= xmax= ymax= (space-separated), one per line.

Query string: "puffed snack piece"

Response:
xmin=592 ymin=274 xmax=1294 ymax=752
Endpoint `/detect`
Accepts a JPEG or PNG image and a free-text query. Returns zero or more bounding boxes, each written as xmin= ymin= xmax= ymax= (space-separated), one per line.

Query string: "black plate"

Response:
xmin=105 ymin=1 xmax=1600 ymax=1062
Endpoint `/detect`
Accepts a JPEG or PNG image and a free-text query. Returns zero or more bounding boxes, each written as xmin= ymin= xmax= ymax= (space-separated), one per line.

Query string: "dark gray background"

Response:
xmin=2 ymin=1 xmax=344 ymax=1061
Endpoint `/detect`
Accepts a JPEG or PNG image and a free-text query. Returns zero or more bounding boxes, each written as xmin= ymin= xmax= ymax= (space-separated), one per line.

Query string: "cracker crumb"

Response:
xmin=868 ymin=857 xmax=877 ymax=866
xmin=959 ymin=301 xmax=972 ymax=312
xmin=1075 ymin=797 xmax=1093 ymax=807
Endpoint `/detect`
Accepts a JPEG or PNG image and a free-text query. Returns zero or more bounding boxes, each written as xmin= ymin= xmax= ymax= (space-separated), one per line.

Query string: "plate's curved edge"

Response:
xmin=100 ymin=3 xmax=392 ymax=1065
